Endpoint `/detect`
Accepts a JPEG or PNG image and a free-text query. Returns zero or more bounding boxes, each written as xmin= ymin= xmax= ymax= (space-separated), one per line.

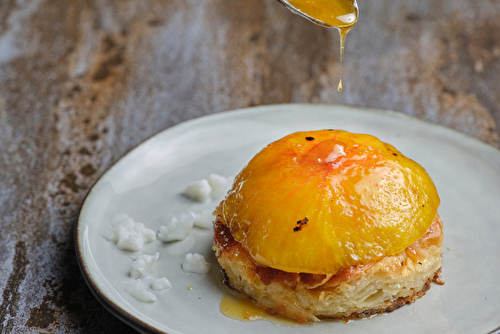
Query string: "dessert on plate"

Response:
xmin=213 ymin=130 xmax=444 ymax=322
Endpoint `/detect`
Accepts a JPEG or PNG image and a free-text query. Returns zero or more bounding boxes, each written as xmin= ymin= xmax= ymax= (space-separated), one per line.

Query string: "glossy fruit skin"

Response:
xmin=220 ymin=130 xmax=440 ymax=275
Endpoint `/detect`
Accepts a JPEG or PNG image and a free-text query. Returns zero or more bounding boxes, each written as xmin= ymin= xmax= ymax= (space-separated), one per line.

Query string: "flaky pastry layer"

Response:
xmin=213 ymin=215 xmax=444 ymax=322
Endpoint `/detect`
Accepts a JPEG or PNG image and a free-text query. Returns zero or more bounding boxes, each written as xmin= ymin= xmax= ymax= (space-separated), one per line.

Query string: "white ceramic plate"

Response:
xmin=76 ymin=104 xmax=500 ymax=334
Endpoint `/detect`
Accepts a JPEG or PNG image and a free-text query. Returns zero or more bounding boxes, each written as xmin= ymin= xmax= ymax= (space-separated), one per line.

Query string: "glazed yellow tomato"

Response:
xmin=220 ymin=130 xmax=440 ymax=275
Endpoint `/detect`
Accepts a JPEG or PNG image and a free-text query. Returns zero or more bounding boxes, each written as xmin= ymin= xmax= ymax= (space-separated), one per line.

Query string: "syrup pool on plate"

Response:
xmin=280 ymin=0 xmax=358 ymax=91
xmin=219 ymin=292 xmax=303 ymax=327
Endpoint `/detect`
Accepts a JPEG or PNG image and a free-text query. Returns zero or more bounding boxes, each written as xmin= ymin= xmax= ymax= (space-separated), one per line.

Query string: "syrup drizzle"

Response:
xmin=338 ymin=29 xmax=349 ymax=92
xmin=281 ymin=0 xmax=358 ymax=91
xmin=219 ymin=292 xmax=301 ymax=327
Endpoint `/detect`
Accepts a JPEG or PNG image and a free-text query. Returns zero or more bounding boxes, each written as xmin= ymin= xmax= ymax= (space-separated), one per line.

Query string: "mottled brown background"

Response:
xmin=0 ymin=0 xmax=499 ymax=332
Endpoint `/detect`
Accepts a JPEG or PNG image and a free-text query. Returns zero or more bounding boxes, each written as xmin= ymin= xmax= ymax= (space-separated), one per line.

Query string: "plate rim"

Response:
xmin=75 ymin=103 xmax=500 ymax=334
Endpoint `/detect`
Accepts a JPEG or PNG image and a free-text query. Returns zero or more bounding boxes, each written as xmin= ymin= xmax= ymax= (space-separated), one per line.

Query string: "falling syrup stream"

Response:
xmin=338 ymin=28 xmax=348 ymax=92
xmin=282 ymin=0 xmax=358 ymax=92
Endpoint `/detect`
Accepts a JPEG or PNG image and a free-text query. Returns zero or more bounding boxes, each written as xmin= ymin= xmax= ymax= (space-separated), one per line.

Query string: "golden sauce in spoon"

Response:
xmin=281 ymin=0 xmax=358 ymax=91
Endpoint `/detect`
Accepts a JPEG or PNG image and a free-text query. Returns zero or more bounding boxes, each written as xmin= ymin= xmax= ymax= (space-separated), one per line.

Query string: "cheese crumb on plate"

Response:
xmin=182 ymin=253 xmax=212 ymax=274
xmin=101 ymin=214 xmax=156 ymax=251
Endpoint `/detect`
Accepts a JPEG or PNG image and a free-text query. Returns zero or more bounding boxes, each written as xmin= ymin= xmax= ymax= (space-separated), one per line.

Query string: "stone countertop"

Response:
xmin=0 ymin=0 xmax=499 ymax=332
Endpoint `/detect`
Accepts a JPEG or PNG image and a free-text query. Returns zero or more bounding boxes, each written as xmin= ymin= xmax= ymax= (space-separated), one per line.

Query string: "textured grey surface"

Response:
xmin=0 ymin=0 xmax=499 ymax=332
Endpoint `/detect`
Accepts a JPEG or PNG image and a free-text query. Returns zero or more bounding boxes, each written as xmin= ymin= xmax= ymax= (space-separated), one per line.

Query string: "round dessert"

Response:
xmin=213 ymin=130 xmax=444 ymax=322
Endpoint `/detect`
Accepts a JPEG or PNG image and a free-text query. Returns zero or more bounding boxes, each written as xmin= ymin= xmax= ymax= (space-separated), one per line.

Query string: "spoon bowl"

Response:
xmin=277 ymin=0 xmax=358 ymax=29
xmin=276 ymin=0 xmax=359 ymax=92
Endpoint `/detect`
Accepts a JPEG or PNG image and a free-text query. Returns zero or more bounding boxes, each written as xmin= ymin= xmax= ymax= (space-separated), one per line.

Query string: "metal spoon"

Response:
xmin=276 ymin=0 xmax=359 ymax=92
xmin=276 ymin=0 xmax=358 ymax=29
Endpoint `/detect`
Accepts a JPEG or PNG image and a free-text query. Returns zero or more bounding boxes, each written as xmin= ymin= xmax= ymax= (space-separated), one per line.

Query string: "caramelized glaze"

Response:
xmin=220 ymin=130 xmax=440 ymax=275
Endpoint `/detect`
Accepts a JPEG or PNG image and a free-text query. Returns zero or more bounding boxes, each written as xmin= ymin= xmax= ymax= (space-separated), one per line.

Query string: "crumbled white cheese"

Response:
xmin=108 ymin=174 xmax=234 ymax=303
xmin=182 ymin=174 xmax=233 ymax=202
xmin=158 ymin=214 xmax=194 ymax=242
xmin=207 ymin=174 xmax=231 ymax=199
xmin=182 ymin=253 xmax=211 ymax=274
xmin=125 ymin=253 xmax=172 ymax=302
xmin=183 ymin=179 xmax=212 ymax=202
xmin=192 ymin=209 xmax=214 ymax=229
xmin=101 ymin=214 xmax=156 ymax=251
xmin=125 ymin=279 xmax=157 ymax=302
xmin=151 ymin=277 xmax=172 ymax=291
xmin=176 ymin=174 xmax=232 ymax=230
xmin=130 ymin=253 xmax=159 ymax=279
